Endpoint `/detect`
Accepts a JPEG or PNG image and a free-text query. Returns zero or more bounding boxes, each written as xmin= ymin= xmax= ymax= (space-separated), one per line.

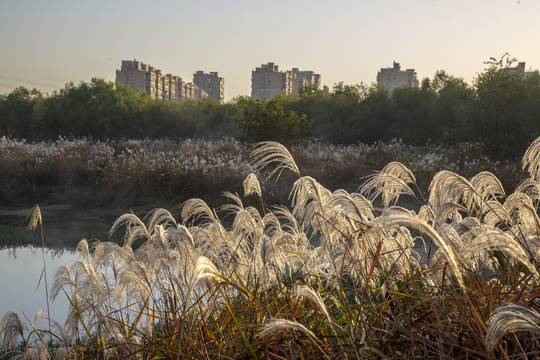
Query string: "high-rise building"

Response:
xmin=251 ymin=62 xmax=321 ymax=100
xmin=116 ymin=60 xmax=207 ymax=101
xmin=291 ymin=68 xmax=321 ymax=93
xmin=163 ymin=74 xmax=174 ymax=101
xmin=193 ymin=71 xmax=224 ymax=103
xmin=376 ymin=61 xmax=419 ymax=92
xmin=155 ymin=69 xmax=164 ymax=100
xmin=251 ymin=62 xmax=285 ymax=100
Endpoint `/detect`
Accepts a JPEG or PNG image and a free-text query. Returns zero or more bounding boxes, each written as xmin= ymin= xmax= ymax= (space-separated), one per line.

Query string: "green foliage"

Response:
xmin=0 ymin=87 xmax=43 ymax=140
xmin=280 ymin=82 xmax=390 ymax=144
xmin=431 ymin=70 xmax=475 ymax=144
xmin=473 ymin=54 xmax=540 ymax=158
xmin=32 ymin=79 xmax=149 ymax=140
xmin=2 ymin=79 xmax=232 ymax=141
xmin=360 ymin=84 xmax=392 ymax=143
xmin=233 ymin=97 xmax=312 ymax=144
xmin=332 ymin=81 xmax=363 ymax=99
xmin=389 ymin=82 xmax=437 ymax=144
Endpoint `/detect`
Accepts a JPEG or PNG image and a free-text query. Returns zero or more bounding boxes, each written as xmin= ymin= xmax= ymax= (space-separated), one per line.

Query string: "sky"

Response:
xmin=1 ymin=0 xmax=539 ymax=101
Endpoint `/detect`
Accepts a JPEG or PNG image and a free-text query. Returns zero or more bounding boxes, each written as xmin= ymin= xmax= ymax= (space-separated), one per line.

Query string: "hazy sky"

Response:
xmin=1 ymin=0 xmax=539 ymax=100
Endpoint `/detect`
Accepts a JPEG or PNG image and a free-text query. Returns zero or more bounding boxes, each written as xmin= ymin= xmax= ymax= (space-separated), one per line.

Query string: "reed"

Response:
xmin=2 ymin=137 xmax=540 ymax=359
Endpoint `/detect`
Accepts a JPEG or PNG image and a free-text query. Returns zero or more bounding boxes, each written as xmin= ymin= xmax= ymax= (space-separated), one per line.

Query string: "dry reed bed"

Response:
xmin=0 ymin=137 xmax=523 ymax=207
xmin=0 ymin=137 xmax=257 ymax=207
xmin=1 ymin=137 xmax=539 ymax=359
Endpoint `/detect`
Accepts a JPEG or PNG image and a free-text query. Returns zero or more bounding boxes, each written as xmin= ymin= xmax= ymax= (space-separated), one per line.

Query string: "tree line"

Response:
xmin=1 ymin=55 xmax=540 ymax=159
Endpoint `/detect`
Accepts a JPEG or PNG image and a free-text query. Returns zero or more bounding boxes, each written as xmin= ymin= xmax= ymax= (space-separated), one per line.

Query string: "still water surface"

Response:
xmin=0 ymin=247 xmax=80 ymax=324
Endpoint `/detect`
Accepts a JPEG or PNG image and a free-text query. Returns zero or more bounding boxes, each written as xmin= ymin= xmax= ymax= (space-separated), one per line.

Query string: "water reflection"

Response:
xmin=0 ymin=246 xmax=80 ymax=324
xmin=5 ymin=246 xmax=72 ymax=260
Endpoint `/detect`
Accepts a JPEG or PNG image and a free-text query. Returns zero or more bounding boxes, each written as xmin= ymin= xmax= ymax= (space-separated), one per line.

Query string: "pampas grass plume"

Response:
xmin=257 ymin=319 xmax=319 ymax=342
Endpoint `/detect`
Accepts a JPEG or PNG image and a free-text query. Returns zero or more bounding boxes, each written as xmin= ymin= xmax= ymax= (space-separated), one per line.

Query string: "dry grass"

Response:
xmin=1 ymin=138 xmax=540 ymax=359
xmin=0 ymin=137 xmax=524 ymax=211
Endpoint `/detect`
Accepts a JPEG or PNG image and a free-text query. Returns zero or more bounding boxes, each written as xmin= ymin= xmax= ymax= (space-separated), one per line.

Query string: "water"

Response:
xmin=0 ymin=247 xmax=80 ymax=324
xmin=0 ymin=241 xmax=433 ymax=330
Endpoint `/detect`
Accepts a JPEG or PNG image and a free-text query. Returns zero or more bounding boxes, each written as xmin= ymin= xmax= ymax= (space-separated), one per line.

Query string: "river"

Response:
xmin=0 ymin=246 xmax=80 ymax=325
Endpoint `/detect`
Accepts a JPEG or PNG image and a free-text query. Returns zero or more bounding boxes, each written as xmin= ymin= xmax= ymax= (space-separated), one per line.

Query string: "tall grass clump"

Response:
xmin=3 ymin=137 xmax=540 ymax=359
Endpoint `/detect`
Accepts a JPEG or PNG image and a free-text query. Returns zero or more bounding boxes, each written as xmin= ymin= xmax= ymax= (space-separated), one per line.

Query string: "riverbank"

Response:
xmin=0 ymin=138 xmax=526 ymax=248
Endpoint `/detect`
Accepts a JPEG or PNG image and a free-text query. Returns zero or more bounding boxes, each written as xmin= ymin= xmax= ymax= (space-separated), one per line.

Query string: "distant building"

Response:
xmin=116 ymin=60 xmax=208 ymax=101
xmin=291 ymin=68 xmax=321 ymax=93
xmin=163 ymin=74 xmax=178 ymax=101
xmin=507 ymin=62 xmax=538 ymax=78
xmin=377 ymin=61 xmax=419 ymax=92
xmin=156 ymin=69 xmax=164 ymax=99
xmin=193 ymin=71 xmax=224 ymax=104
xmin=251 ymin=62 xmax=285 ymax=100
xmin=251 ymin=62 xmax=321 ymax=100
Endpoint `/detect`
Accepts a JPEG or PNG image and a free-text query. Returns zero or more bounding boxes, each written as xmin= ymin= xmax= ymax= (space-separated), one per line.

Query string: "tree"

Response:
xmin=233 ymin=97 xmax=312 ymax=144
xmin=431 ymin=70 xmax=475 ymax=144
xmin=332 ymin=82 xmax=362 ymax=98
xmin=474 ymin=54 xmax=540 ymax=158
xmin=298 ymin=84 xmax=328 ymax=98
xmin=389 ymin=84 xmax=436 ymax=144
xmin=0 ymin=87 xmax=42 ymax=140
xmin=360 ymin=84 xmax=391 ymax=143
xmin=35 ymin=78 xmax=127 ymax=139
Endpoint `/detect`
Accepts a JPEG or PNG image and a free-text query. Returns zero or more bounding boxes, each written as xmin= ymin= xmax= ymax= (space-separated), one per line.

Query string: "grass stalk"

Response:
xmin=27 ymin=205 xmax=53 ymax=348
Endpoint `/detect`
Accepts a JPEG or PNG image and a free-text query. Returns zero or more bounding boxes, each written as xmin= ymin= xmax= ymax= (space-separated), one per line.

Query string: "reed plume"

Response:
xmin=360 ymin=161 xmax=417 ymax=208
xmin=243 ymin=172 xmax=262 ymax=198
xmin=0 ymin=311 xmax=25 ymax=349
xmin=523 ymin=135 xmax=540 ymax=181
xmin=257 ymin=319 xmax=320 ymax=342
xmin=485 ymin=304 xmax=540 ymax=352
xmin=250 ymin=141 xmax=300 ymax=179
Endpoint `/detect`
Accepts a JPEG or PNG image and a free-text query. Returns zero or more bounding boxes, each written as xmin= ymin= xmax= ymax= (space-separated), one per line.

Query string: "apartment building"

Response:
xmin=376 ymin=61 xmax=419 ymax=92
xmin=291 ymin=68 xmax=321 ymax=93
xmin=156 ymin=70 xmax=163 ymax=99
xmin=193 ymin=71 xmax=224 ymax=104
xmin=116 ymin=60 xmax=208 ymax=101
xmin=507 ymin=62 xmax=538 ymax=78
xmin=251 ymin=62 xmax=321 ymax=100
